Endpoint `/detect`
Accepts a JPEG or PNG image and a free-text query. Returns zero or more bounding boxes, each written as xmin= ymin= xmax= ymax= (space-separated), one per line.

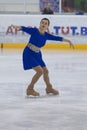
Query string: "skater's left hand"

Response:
xmin=68 ymin=40 xmax=75 ymax=49
xmin=63 ymin=38 xmax=75 ymax=49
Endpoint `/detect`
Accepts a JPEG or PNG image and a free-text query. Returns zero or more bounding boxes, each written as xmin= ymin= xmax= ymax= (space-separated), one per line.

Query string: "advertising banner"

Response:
xmin=0 ymin=14 xmax=87 ymax=44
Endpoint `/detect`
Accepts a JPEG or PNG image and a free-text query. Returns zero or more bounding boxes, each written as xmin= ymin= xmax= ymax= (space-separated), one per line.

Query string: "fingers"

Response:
xmin=10 ymin=25 xmax=21 ymax=31
xmin=70 ymin=43 xmax=75 ymax=49
xmin=68 ymin=40 xmax=74 ymax=49
xmin=11 ymin=24 xmax=16 ymax=28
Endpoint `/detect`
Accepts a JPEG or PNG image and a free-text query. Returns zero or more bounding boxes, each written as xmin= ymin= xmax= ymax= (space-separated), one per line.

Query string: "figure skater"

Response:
xmin=11 ymin=18 xmax=74 ymax=96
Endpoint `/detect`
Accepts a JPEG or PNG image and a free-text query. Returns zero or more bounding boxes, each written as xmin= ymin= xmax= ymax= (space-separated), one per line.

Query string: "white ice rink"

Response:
xmin=0 ymin=49 xmax=87 ymax=130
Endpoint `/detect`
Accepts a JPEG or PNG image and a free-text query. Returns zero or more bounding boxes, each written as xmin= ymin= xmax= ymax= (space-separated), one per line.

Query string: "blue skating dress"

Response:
xmin=21 ymin=26 xmax=63 ymax=70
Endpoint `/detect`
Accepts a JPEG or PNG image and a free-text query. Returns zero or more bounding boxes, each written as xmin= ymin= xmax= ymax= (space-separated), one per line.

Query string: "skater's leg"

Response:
xmin=42 ymin=67 xmax=51 ymax=86
xmin=26 ymin=66 xmax=43 ymax=96
xmin=42 ymin=67 xmax=59 ymax=95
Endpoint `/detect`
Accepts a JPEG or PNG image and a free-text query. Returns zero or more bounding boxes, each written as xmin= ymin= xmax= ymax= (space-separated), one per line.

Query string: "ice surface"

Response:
xmin=0 ymin=49 xmax=87 ymax=130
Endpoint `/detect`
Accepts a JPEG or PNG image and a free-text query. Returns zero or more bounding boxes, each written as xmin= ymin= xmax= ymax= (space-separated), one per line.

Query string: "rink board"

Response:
xmin=0 ymin=15 xmax=87 ymax=50
xmin=0 ymin=43 xmax=87 ymax=50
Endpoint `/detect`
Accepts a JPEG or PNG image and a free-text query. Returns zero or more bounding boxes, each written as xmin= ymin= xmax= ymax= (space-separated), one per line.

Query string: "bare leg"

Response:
xmin=26 ymin=66 xmax=43 ymax=96
xmin=42 ymin=67 xmax=59 ymax=95
xmin=42 ymin=67 xmax=51 ymax=86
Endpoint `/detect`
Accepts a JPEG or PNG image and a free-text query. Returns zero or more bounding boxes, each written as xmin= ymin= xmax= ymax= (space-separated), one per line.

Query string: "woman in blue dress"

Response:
xmin=11 ymin=18 xmax=74 ymax=96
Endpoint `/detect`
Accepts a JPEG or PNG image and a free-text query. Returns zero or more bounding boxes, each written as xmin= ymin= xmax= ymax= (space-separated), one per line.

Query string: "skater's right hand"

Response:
xmin=11 ymin=25 xmax=22 ymax=31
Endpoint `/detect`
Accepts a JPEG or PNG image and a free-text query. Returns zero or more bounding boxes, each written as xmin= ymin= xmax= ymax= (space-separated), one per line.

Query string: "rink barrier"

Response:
xmin=0 ymin=43 xmax=87 ymax=50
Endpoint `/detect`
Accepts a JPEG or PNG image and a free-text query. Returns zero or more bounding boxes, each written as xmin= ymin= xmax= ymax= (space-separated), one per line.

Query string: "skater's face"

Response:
xmin=40 ymin=19 xmax=49 ymax=31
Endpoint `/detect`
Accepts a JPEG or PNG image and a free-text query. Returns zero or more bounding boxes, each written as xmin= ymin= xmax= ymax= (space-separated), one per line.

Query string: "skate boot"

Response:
xmin=46 ymin=85 xmax=59 ymax=95
xmin=26 ymin=88 xmax=40 ymax=96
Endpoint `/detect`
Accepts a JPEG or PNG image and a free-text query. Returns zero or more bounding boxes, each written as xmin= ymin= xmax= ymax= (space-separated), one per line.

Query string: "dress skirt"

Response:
xmin=23 ymin=46 xmax=46 ymax=70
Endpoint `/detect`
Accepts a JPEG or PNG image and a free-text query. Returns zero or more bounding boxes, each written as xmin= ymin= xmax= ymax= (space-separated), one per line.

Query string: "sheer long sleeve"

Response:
xmin=46 ymin=32 xmax=63 ymax=41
